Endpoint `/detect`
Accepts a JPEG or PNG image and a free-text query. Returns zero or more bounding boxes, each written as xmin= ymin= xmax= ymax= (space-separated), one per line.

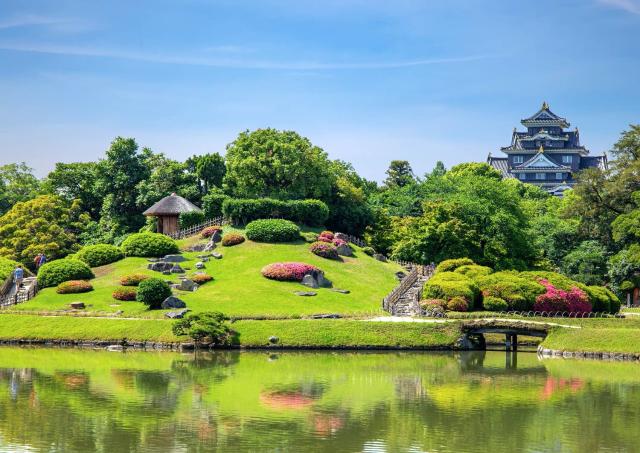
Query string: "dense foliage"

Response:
xmin=222 ymin=198 xmax=328 ymax=226
xmin=136 ymin=278 xmax=172 ymax=309
xmin=221 ymin=233 xmax=245 ymax=246
xmin=38 ymin=259 xmax=94 ymax=288
xmin=245 ymin=219 xmax=300 ymax=243
xmin=261 ymin=262 xmax=319 ymax=281
xmin=75 ymin=244 xmax=124 ymax=268
xmin=56 ymin=280 xmax=93 ymax=294
xmin=112 ymin=287 xmax=137 ymax=301
xmin=0 ymin=257 xmax=24 ymax=281
xmin=172 ymin=311 xmax=232 ymax=344
xmin=119 ymin=274 xmax=149 ymax=286
xmin=309 ymin=242 xmax=339 ymax=260
xmin=120 ymin=233 xmax=179 ymax=257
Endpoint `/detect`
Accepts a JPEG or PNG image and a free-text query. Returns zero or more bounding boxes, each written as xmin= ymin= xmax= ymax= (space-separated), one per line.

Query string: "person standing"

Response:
xmin=33 ymin=254 xmax=42 ymax=270
xmin=14 ymin=265 xmax=24 ymax=289
xmin=38 ymin=254 xmax=47 ymax=269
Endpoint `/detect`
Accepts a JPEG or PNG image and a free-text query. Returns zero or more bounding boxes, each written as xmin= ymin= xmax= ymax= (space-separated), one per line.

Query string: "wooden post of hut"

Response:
xmin=143 ymin=193 xmax=202 ymax=236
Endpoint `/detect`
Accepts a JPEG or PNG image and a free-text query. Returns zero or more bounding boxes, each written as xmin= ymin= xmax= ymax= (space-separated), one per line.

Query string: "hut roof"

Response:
xmin=143 ymin=193 xmax=202 ymax=216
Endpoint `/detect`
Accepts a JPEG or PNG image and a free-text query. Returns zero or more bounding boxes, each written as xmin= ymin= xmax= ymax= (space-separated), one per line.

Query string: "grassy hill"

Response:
xmin=14 ymin=228 xmax=403 ymax=319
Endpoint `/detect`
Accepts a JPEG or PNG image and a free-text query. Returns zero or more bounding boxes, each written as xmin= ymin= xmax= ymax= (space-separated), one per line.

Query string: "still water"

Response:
xmin=0 ymin=348 xmax=637 ymax=452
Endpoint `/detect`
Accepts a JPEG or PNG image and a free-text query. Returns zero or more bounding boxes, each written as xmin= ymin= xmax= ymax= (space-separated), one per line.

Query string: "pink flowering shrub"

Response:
xmin=319 ymin=231 xmax=334 ymax=241
xmin=533 ymin=279 xmax=592 ymax=313
xmin=317 ymin=236 xmax=332 ymax=243
xmin=332 ymin=238 xmax=347 ymax=247
xmin=310 ymin=241 xmax=339 ymax=260
xmin=261 ymin=262 xmax=319 ymax=282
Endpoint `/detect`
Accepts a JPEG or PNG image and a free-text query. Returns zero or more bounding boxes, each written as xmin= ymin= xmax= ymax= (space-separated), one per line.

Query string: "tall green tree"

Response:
xmin=384 ymin=160 xmax=415 ymax=188
xmin=186 ymin=153 xmax=226 ymax=194
xmin=43 ymin=162 xmax=101 ymax=219
xmin=0 ymin=163 xmax=40 ymax=215
xmin=136 ymin=151 xmax=200 ymax=208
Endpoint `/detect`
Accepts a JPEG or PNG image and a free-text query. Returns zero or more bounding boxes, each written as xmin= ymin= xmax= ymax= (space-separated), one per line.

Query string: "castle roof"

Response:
xmin=521 ymin=101 xmax=570 ymax=128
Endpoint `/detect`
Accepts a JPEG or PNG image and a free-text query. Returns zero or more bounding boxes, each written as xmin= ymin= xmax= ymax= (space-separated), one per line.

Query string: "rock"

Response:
xmin=268 ymin=335 xmax=279 ymax=344
xmin=69 ymin=302 xmax=85 ymax=309
xmin=301 ymin=269 xmax=333 ymax=289
xmin=395 ymin=271 xmax=406 ymax=281
xmin=163 ymin=254 xmax=186 ymax=263
xmin=202 ymin=257 xmax=210 ymax=262
xmin=311 ymin=313 xmax=342 ymax=319
xmin=373 ymin=253 xmax=387 ymax=262
xmin=301 ymin=274 xmax=319 ymax=289
xmin=106 ymin=345 xmax=124 ymax=352
xmin=147 ymin=258 xmax=159 ymax=262
xmin=162 ymin=270 xmax=172 ymax=275
xmin=211 ymin=230 xmax=223 ymax=243
xmin=334 ymin=232 xmax=349 ymax=242
xmin=148 ymin=261 xmax=173 ymax=272
xmin=335 ymin=243 xmax=353 ymax=257
xmin=295 ymin=291 xmax=317 ymax=296
xmin=170 ymin=264 xmax=185 ymax=274
xmin=331 ymin=289 xmax=350 ymax=294
xmin=189 ymin=243 xmax=207 ymax=252
xmin=165 ymin=308 xmax=191 ymax=319
xmin=212 ymin=252 xmax=223 ymax=259
xmin=161 ymin=296 xmax=187 ymax=309
xmin=203 ymin=240 xmax=216 ymax=252
xmin=114 ymin=310 xmax=124 ymax=316
xmin=195 ymin=261 xmax=205 ymax=269
xmin=177 ymin=279 xmax=199 ymax=292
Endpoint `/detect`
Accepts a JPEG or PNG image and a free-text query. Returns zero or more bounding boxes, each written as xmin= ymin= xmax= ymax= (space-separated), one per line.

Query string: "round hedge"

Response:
xmin=56 ymin=280 xmax=93 ymax=294
xmin=38 ymin=259 xmax=95 ymax=288
xmin=76 ymin=244 xmax=124 ymax=268
xmin=309 ymin=241 xmax=339 ymax=260
xmin=136 ymin=277 xmax=172 ymax=309
xmin=119 ymin=274 xmax=150 ymax=286
xmin=483 ymin=296 xmax=508 ymax=312
xmin=261 ymin=262 xmax=319 ymax=282
xmin=113 ymin=287 xmax=137 ymax=301
xmin=121 ymin=233 xmax=179 ymax=257
xmin=191 ymin=273 xmax=213 ymax=284
xmin=245 ymin=219 xmax=300 ymax=243
xmin=221 ymin=233 xmax=245 ymax=247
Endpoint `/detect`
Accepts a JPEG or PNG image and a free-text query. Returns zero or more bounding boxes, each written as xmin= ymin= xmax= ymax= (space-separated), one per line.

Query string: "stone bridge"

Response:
xmin=459 ymin=319 xmax=552 ymax=351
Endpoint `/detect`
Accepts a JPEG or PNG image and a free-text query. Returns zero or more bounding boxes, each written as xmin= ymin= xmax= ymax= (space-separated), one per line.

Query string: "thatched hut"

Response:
xmin=143 ymin=193 xmax=202 ymax=235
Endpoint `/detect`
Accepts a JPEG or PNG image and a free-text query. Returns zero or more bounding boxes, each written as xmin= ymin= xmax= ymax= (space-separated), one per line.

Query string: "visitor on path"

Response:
xmin=38 ymin=254 xmax=47 ymax=269
xmin=14 ymin=265 xmax=24 ymax=289
xmin=34 ymin=253 xmax=42 ymax=269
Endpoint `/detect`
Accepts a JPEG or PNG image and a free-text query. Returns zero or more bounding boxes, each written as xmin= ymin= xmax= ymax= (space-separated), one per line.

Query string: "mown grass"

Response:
xmin=14 ymin=227 xmax=402 ymax=318
xmin=542 ymin=327 xmax=640 ymax=354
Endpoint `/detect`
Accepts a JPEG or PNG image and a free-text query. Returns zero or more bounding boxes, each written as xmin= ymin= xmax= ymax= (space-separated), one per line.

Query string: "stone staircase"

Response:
xmin=391 ymin=275 xmax=430 ymax=317
xmin=0 ymin=277 xmax=38 ymax=307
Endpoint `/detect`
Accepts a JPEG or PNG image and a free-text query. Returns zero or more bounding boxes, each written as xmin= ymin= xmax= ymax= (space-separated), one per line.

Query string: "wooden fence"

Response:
xmin=166 ymin=216 xmax=228 ymax=240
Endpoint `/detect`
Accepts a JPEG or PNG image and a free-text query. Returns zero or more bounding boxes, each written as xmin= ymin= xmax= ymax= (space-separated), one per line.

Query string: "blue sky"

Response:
xmin=1 ymin=0 xmax=639 ymax=180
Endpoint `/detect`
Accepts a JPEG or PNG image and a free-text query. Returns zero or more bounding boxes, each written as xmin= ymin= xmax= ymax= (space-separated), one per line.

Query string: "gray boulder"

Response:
xmin=161 ymin=296 xmax=187 ymax=309
xmin=188 ymin=243 xmax=207 ymax=252
xmin=212 ymin=252 xmax=223 ymax=259
xmin=177 ymin=279 xmax=199 ymax=292
xmin=395 ymin=271 xmax=406 ymax=281
xmin=301 ymin=274 xmax=319 ymax=289
xmin=163 ymin=254 xmax=186 ymax=263
xmin=295 ymin=291 xmax=317 ymax=296
xmin=165 ymin=308 xmax=191 ymax=319
xmin=195 ymin=261 xmax=205 ymax=269
xmin=373 ymin=253 xmax=388 ymax=262
xmin=148 ymin=261 xmax=173 ymax=272
xmin=170 ymin=264 xmax=185 ymax=274
xmin=211 ymin=230 xmax=223 ymax=243
xmin=203 ymin=240 xmax=217 ymax=252
xmin=331 ymin=289 xmax=350 ymax=294
xmin=335 ymin=243 xmax=353 ymax=257
xmin=334 ymin=232 xmax=349 ymax=242
xmin=301 ymin=269 xmax=332 ymax=289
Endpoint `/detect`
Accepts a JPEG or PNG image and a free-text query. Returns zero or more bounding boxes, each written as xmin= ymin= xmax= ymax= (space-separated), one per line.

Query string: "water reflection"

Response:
xmin=0 ymin=348 xmax=638 ymax=452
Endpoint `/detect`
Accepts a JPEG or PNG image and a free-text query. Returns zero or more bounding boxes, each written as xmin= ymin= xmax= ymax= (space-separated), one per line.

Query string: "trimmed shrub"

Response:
xmin=435 ymin=258 xmax=476 ymax=273
xmin=179 ymin=211 xmax=205 ymax=229
xmin=423 ymin=272 xmax=479 ymax=309
xmin=119 ymin=274 xmax=149 ymax=286
xmin=301 ymin=232 xmax=319 ymax=243
xmin=112 ymin=287 xmax=137 ymax=301
xmin=533 ymin=279 xmax=591 ymax=313
xmin=201 ymin=226 xmax=223 ymax=239
xmin=261 ymin=262 xmax=319 ymax=282
xmin=319 ymin=231 xmax=334 ymax=241
xmin=76 ymin=244 xmax=124 ymax=268
xmin=121 ymin=233 xmax=179 ymax=257
xmin=362 ymin=247 xmax=375 ymax=256
xmin=136 ymin=278 xmax=172 ymax=309
xmin=222 ymin=197 xmax=329 ymax=226
xmin=56 ymin=280 xmax=93 ymax=294
xmin=310 ymin=241 xmax=339 ymax=260
xmin=221 ymin=233 xmax=245 ymax=247
xmin=520 ymin=271 xmax=590 ymax=293
xmin=454 ymin=264 xmax=493 ymax=279
xmin=202 ymin=192 xmax=229 ymax=218
xmin=447 ymin=297 xmax=469 ymax=312
xmin=483 ymin=296 xmax=508 ymax=312
xmin=317 ymin=236 xmax=332 ymax=243
xmin=420 ymin=299 xmax=446 ymax=310
xmin=332 ymin=238 xmax=347 ymax=247
xmin=476 ymin=272 xmax=545 ymax=311
xmin=191 ymin=273 xmax=213 ymax=284
xmin=38 ymin=259 xmax=94 ymax=288
xmin=172 ymin=311 xmax=232 ymax=344
xmin=245 ymin=219 xmax=300 ymax=243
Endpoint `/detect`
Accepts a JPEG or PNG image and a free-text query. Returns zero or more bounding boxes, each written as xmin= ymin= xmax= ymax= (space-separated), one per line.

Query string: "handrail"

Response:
xmin=0 ymin=275 xmax=12 ymax=297
xmin=166 ymin=216 xmax=228 ymax=240
xmin=0 ymin=277 xmax=38 ymax=308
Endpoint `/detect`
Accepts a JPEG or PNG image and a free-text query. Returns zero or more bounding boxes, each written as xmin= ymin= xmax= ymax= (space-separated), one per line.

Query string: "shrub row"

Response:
xmin=75 ymin=244 xmax=124 ymax=268
xmin=261 ymin=262 xmax=319 ymax=282
xmin=245 ymin=219 xmax=300 ymax=243
xmin=223 ymin=198 xmax=329 ymax=226
xmin=179 ymin=211 xmax=206 ymax=229
xmin=121 ymin=233 xmax=179 ymax=257
xmin=423 ymin=272 xmax=479 ymax=309
xmin=38 ymin=259 xmax=95 ymax=288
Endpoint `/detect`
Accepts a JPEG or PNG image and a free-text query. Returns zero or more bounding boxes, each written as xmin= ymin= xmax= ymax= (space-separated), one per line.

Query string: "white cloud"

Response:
xmin=0 ymin=41 xmax=492 ymax=70
xmin=0 ymin=14 xmax=92 ymax=32
xmin=598 ymin=0 xmax=640 ymax=14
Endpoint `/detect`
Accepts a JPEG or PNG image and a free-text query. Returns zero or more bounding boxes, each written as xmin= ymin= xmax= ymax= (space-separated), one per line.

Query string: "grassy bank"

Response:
xmin=542 ymin=327 xmax=640 ymax=354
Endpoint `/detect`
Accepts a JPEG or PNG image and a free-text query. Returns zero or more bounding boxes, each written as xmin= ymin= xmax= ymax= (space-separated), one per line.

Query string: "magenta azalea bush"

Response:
xmin=332 ymin=238 xmax=347 ymax=247
xmin=310 ymin=241 xmax=339 ymax=260
xmin=261 ymin=262 xmax=319 ymax=282
xmin=319 ymin=231 xmax=334 ymax=241
xmin=533 ymin=279 xmax=592 ymax=313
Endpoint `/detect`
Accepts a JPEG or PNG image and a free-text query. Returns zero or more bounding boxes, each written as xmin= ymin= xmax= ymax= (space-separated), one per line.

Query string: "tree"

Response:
xmin=0 ymin=163 xmax=40 ymax=215
xmin=0 ymin=195 xmax=89 ymax=267
xmin=43 ymin=162 xmax=101 ymax=219
xmin=384 ymin=160 xmax=415 ymax=188
xmin=186 ymin=153 xmax=226 ymax=194
xmin=172 ymin=312 xmax=233 ymax=345
xmin=561 ymin=240 xmax=609 ymax=285
xmin=136 ymin=151 xmax=200 ymax=208
xmin=445 ymin=162 xmax=502 ymax=181
xmin=223 ymin=129 xmax=334 ymax=200
xmin=325 ymin=160 xmax=374 ymax=235
xmin=425 ymin=161 xmax=447 ymax=179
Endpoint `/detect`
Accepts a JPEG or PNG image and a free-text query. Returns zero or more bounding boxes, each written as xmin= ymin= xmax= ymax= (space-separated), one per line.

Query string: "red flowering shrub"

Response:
xmin=191 ymin=273 xmax=213 ymax=284
xmin=317 ymin=236 xmax=332 ymax=243
xmin=120 ymin=274 xmax=149 ymax=286
xmin=221 ymin=233 xmax=245 ymax=246
xmin=310 ymin=241 xmax=339 ymax=260
xmin=112 ymin=287 xmax=137 ymax=301
xmin=533 ymin=279 xmax=592 ymax=313
xmin=332 ymin=238 xmax=347 ymax=247
xmin=261 ymin=262 xmax=319 ymax=282
xmin=201 ymin=226 xmax=223 ymax=238
xmin=447 ymin=297 xmax=469 ymax=312
xmin=319 ymin=231 xmax=334 ymax=241
xmin=420 ymin=299 xmax=446 ymax=310
xmin=56 ymin=280 xmax=93 ymax=294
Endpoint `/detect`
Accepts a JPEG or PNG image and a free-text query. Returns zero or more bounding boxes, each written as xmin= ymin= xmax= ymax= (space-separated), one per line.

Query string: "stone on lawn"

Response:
xmin=162 ymin=270 xmax=172 ymax=275
xmin=301 ymin=269 xmax=332 ymax=289
xmin=161 ymin=296 xmax=187 ymax=309
xmin=189 ymin=243 xmax=207 ymax=252
xmin=148 ymin=261 xmax=172 ymax=272
xmin=69 ymin=302 xmax=85 ymax=309
xmin=373 ymin=253 xmax=387 ymax=262
xmin=170 ymin=264 xmax=185 ymax=273
xmin=334 ymin=232 xmax=349 ymax=242
xmin=395 ymin=271 xmax=406 ymax=281
xmin=195 ymin=261 xmax=205 ymax=269
xmin=269 ymin=335 xmax=279 ymax=344
xmin=211 ymin=230 xmax=223 ymax=243
xmin=177 ymin=279 xmax=199 ymax=292
xmin=335 ymin=243 xmax=353 ymax=257
xmin=331 ymin=289 xmax=350 ymax=294
xmin=212 ymin=252 xmax=223 ymax=259
xmin=301 ymin=274 xmax=319 ymax=289
xmin=163 ymin=254 xmax=186 ymax=263
xmin=165 ymin=308 xmax=191 ymax=319
xmin=203 ymin=240 xmax=216 ymax=252
xmin=295 ymin=291 xmax=317 ymax=296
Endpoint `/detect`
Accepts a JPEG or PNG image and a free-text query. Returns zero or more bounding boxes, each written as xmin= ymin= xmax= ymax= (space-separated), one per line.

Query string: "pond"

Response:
xmin=0 ymin=348 xmax=638 ymax=452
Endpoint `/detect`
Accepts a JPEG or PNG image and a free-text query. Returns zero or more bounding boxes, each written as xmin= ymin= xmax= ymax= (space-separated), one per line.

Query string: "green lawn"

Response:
xmin=14 ymin=230 xmax=403 ymax=318
xmin=542 ymin=327 xmax=640 ymax=354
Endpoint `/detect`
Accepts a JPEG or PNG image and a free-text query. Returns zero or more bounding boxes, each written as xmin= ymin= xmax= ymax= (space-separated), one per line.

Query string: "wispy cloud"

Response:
xmin=0 ymin=14 xmax=93 ymax=33
xmin=0 ymin=41 xmax=493 ymax=70
xmin=598 ymin=0 xmax=640 ymax=14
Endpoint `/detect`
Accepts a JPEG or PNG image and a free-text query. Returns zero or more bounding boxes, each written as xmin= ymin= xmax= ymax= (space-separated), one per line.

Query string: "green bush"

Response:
xmin=76 ymin=244 xmax=124 ymax=268
xmin=56 ymin=280 xmax=93 ymax=294
xmin=301 ymin=232 xmax=319 ymax=243
xmin=38 ymin=259 xmax=95 ymax=288
xmin=121 ymin=233 xmax=179 ymax=257
xmin=423 ymin=272 xmax=479 ymax=309
xmin=483 ymin=296 xmax=508 ymax=312
xmin=245 ymin=219 xmax=301 ymax=243
xmin=447 ymin=297 xmax=469 ymax=312
xmin=435 ymin=258 xmax=476 ymax=273
xmin=172 ymin=311 xmax=232 ymax=344
xmin=119 ymin=274 xmax=149 ymax=286
xmin=221 ymin=233 xmax=245 ymax=246
xmin=362 ymin=247 xmax=375 ymax=256
xmin=112 ymin=287 xmax=137 ymax=301
xmin=585 ymin=286 xmax=621 ymax=313
xmin=454 ymin=264 xmax=493 ymax=279
xmin=202 ymin=191 xmax=229 ymax=218
xmin=222 ymin=198 xmax=329 ymax=226
xmin=476 ymin=272 xmax=545 ymax=311
xmin=179 ymin=211 xmax=205 ymax=229
xmin=136 ymin=278 xmax=172 ymax=309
